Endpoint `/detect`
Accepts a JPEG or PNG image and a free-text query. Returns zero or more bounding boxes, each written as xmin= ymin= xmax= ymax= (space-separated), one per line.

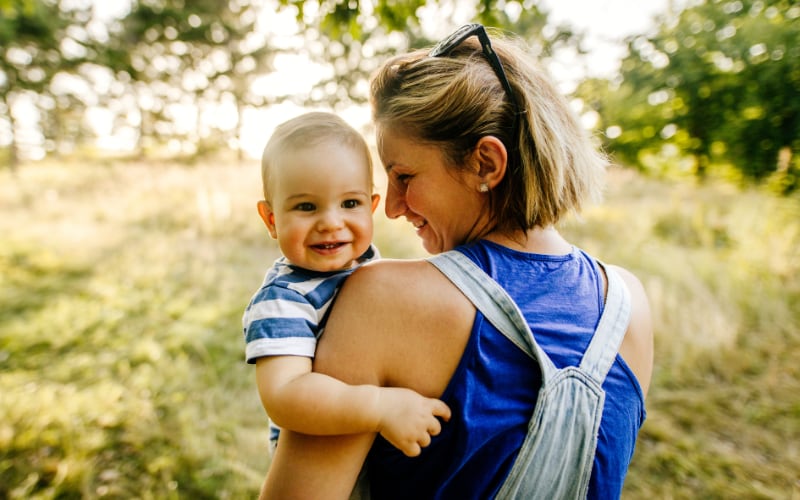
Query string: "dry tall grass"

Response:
xmin=562 ymin=169 xmax=800 ymax=499
xmin=1 ymin=160 xmax=798 ymax=498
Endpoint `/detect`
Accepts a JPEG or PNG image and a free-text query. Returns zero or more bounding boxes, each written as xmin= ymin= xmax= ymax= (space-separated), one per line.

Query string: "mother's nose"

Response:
xmin=383 ymin=182 xmax=407 ymax=219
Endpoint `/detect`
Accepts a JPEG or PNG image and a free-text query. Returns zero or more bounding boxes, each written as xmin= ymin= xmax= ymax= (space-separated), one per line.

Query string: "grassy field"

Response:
xmin=1 ymin=159 xmax=798 ymax=499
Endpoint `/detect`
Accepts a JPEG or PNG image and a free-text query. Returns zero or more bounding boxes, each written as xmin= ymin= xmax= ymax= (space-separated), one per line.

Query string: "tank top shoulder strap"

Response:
xmin=579 ymin=261 xmax=632 ymax=382
xmin=428 ymin=250 xmax=557 ymax=379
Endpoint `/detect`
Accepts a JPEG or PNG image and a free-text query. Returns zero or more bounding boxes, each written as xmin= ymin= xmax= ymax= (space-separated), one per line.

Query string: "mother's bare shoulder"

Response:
xmin=319 ymin=258 xmax=475 ymax=394
xmin=343 ymin=258 xmax=466 ymax=311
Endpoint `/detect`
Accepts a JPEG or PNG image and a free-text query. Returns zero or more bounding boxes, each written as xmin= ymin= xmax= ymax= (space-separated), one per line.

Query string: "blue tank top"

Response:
xmin=367 ymin=240 xmax=646 ymax=499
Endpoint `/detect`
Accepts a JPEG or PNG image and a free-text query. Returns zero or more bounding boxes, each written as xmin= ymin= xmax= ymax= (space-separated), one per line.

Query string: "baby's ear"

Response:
xmin=256 ymin=200 xmax=278 ymax=239
xmin=370 ymin=193 xmax=381 ymax=213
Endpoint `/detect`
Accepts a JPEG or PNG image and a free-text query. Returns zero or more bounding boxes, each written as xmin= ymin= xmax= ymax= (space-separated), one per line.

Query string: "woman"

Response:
xmin=261 ymin=24 xmax=653 ymax=499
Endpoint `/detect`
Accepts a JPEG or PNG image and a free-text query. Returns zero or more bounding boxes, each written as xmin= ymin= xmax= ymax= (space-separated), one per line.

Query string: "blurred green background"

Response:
xmin=1 ymin=0 xmax=799 ymax=498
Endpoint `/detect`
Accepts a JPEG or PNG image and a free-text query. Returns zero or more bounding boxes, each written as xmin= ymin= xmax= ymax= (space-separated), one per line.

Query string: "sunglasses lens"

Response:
xmin=430 ymin=24 xmax=480 ymax=57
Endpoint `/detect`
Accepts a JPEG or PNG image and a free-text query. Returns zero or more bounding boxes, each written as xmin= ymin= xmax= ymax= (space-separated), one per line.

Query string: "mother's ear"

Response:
xmin=472 ymin=136 xmax=508 ymax=190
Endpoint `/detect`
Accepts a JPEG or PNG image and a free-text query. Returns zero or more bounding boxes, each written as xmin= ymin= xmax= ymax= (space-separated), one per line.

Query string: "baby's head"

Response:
xmin=258 ymin=112 xmax=379 ymax=272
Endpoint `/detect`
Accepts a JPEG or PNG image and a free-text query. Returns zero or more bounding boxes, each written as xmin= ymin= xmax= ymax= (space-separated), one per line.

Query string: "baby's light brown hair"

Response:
xmin=260 ymin=112 xmax=374 ymax=201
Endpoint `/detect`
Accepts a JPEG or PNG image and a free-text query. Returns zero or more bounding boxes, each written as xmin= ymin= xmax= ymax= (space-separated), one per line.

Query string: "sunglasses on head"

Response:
xmin=429 ymin=23 xmax=522 ymax=117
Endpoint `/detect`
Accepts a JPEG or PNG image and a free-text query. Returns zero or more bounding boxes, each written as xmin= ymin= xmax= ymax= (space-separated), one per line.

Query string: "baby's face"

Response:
xmin=266 ymin=142 xmax=377 ymax=272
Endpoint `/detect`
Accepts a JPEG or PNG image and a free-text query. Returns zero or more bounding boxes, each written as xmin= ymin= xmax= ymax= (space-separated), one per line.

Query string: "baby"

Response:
xmin=242 ymin=112 xmax=450 ymax=457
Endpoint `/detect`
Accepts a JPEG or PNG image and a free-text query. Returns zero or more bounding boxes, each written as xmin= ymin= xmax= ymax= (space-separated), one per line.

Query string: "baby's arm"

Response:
xmin=255 ymin=355 xmax=451 ymax=457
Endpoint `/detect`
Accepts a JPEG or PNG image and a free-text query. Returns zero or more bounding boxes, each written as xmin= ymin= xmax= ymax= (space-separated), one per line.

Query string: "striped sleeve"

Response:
xmin=243 ymin=283 xmax=319 ymax=364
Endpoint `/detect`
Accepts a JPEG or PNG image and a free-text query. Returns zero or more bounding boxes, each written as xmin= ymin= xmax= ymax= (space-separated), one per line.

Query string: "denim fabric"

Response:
xmin=428 ymin=250 xmax=631 ymax=499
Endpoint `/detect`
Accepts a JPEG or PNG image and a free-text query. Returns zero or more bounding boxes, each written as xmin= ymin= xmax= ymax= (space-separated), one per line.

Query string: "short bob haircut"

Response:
xmin=370 ymin=30 xmax=607 ymax=233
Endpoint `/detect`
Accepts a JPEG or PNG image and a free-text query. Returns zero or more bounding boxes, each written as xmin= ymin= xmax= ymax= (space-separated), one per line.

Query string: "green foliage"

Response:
xmin=0 ymin=0 xmax=280 ymax=164
xmin=0 ymin=0 xmax=57 ymax=49
xmin=274 ymin=0 xmax=576 ymax=106
xmin=375 ymin=0 xmax=427 ymax=32
xmin=0 ymin=0 xmax=580 ymax=165
xmin=276 ymin=0 xmax=427 ymax=106
xmin=0 ymin=0 xmax=108 ymax=165
xmin=559 ymin=168 xmax=800 ymax=497
xmin=590 ymin=0 xmax=800 ymax=187
xmin=110 ymin=0 xmax=278 ymax=158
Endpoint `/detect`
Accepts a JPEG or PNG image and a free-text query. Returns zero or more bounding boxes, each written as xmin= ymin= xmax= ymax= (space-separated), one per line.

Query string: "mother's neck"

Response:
xmin=483 ymin=226 xmax=572 ymax=255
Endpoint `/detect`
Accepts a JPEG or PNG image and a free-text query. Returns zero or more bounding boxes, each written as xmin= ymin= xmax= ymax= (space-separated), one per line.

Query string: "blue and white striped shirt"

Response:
xmin=243 ymin=245 xmax=379 ymax=364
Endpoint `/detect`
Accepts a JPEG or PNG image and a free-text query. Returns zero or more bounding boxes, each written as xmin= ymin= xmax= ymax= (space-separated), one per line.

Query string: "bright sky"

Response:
xmin=540 ymin=0 xmax=679 ymax=83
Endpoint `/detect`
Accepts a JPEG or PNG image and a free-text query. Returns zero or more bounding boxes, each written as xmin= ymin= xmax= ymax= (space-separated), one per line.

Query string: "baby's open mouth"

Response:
xmin=313 ymin=242 xmax=346 ymax=250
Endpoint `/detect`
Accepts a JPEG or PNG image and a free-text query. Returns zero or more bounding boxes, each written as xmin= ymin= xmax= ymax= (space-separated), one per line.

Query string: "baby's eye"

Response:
xmin=294 ymin=202 xmax=315 ymax=211
xmin=342 ymin=199 xmax=360 ymax=209
xmin=395 ymin=173 xmax=412 ymax=184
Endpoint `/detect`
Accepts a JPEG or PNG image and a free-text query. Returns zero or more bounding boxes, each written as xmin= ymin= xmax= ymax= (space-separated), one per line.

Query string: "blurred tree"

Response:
xmin=2 ymin=0 xmax=579 ymax=164
xmin=0 ymin=0 xmax=92 ymax=167
xmin=107 ymin=0 xmax=277 ymax=160
xmin=589 ymin=0 xmax=800 ymax=187
xmin=275 ymin=0 xmax=578 ymax=107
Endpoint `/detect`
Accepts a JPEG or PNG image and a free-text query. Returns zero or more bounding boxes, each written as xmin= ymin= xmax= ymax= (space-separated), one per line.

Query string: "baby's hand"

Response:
xmin=376 ymin=387 xmax=451 ymax=457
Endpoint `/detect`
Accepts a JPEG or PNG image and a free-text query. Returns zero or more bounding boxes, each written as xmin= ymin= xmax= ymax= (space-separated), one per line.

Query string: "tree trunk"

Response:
xmin=235 ymin=97 xmax=245 ymax=164
xmin=2 ymin=94 xmax=19 ymax=172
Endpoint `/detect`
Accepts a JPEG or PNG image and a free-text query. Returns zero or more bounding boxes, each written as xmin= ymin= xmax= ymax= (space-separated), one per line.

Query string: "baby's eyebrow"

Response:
xmin=285 ymin=193 xmax=314 ymax=201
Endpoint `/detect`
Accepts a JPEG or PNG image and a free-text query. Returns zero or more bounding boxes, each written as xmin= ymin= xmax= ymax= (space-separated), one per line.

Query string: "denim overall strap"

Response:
xmin=428 ymin=251 xmax=557 ymax=379
xmin=579 ymin=261 xmax=632 ymax=383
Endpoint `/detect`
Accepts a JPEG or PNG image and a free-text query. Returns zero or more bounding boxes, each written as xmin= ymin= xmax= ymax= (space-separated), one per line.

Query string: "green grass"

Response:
xmin=1 ymin=161 xmax=271 ymax=498
xmin=1 ymin=160 xmax=798 ymax=498
xmin=561 ymin=169 xmax=800 ymax=499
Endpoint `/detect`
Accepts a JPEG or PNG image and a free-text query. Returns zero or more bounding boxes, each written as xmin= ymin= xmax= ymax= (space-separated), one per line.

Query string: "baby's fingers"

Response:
xmin=431 ymin=399 xmax=452 ymax=422
xmin=400 ymin=441 xmax=422 ymax=458
xmin=418 ymin=431 xmax=432 ymax=449
xmin=427 ymin=416 xmax=443 ymax=437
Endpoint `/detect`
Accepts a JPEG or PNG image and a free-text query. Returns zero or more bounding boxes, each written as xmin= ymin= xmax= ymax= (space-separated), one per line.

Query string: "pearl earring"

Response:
xmin=479 ymin=183 xmax=489 ymax=193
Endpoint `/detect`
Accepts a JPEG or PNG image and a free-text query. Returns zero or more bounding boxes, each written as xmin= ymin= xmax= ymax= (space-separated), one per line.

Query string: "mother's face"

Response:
xmin=377 ymin=126 xmax=489 ymax=254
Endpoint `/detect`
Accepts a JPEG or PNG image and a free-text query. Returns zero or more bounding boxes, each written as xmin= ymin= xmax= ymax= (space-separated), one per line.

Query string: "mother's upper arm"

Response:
xmin=260 ymin=262 xmax=420 ymax=500
xmin=612 ymin=265 xmax=654 ymax=398
xmin=260 ymin=430 xmax=374 ymax=500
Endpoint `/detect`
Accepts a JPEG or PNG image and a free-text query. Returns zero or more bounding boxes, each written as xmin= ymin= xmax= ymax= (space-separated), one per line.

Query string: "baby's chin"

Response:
xmin=303 ymin=258 xmax=358 ymax=273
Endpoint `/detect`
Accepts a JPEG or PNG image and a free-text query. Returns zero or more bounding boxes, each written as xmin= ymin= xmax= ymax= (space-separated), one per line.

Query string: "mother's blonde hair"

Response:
xmin=370 ymin=30 xmax=606 ymax=232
